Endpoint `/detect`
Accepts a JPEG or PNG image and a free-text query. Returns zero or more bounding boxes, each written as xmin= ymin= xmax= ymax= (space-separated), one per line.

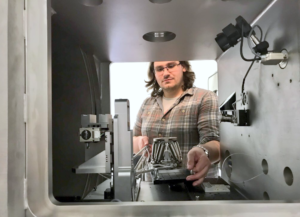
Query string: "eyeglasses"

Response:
xmin=154 ymin=62 xmax=181 ymax=74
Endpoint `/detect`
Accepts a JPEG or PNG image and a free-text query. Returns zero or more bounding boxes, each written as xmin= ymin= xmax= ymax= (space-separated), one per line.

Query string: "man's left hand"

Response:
xmin=186 ymin=146 xmax=211 ymax=186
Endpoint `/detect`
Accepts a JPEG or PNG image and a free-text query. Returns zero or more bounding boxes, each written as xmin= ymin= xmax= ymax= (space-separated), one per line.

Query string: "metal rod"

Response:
xmin=135 ymin=169 xmax=155 ymax=175
xmin=250 ymin=35 xmax=260 ymax=46
xmin=133 ymin=145 xmax=148 ymax=159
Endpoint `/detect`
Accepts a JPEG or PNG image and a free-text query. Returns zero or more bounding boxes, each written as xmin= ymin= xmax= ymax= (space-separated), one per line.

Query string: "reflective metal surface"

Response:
xmin=0 ymin=0 xmax=8 ymax=216
xmin=51 ymin=0 xmax=273 ymax=62
xmin=2 ymin=0 xmax=26 ymax=217
xmin=218 ymin=0 xmax=300 ymax=200
xmin=113 ymin=100 xmax=134 ymax=201
xmin=0 ymin=1 xmax=9 ymax=216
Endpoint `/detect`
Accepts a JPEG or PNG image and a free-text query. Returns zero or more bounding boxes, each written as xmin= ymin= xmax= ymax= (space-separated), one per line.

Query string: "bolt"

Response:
xmin=195 ymin=196 xmax=200 ymax=200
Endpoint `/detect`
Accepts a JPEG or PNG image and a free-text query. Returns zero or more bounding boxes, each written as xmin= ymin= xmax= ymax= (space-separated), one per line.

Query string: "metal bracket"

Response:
xmin=261 ymin=50 xmax=289 ymax=68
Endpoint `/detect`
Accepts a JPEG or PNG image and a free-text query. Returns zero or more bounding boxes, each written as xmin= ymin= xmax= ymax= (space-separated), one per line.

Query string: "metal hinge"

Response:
xmin=23 ymin=4 xmax=27 ymax=39
xmin=24 ymin=94 xmax=27 ymax=123
xmin=24 ymin=178 xmax=28 ymax=209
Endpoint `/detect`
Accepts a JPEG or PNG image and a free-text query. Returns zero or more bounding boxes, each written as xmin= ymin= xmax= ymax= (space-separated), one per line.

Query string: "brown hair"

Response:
xmin=145 ymin=61 xmax=195 ymax=97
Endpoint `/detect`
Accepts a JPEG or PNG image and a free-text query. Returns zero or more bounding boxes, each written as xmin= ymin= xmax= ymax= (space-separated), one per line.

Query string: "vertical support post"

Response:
xmin=99 ymin=63 xmax=111 ymax=114
xmin=113 ymin=99 xmax=134 ymax=201
xmin=105 ymin=131 xmax=112 ymax=173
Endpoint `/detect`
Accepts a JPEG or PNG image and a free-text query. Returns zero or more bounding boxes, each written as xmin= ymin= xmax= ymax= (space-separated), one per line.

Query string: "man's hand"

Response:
xmin=186 ymin=146 xmax=211 ymax=186
xmin=133 ymin=136 xmax=152 ymax=154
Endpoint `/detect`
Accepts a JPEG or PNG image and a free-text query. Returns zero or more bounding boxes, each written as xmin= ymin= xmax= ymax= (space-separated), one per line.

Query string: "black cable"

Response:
xmin=241 ymin=59 xmax=255 ymax=94
xmin=240 ymin=25 xmax=261 ymax=62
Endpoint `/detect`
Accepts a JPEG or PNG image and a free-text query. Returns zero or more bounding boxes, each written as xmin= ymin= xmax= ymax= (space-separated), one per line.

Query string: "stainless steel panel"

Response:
xmin=113 ymin=100 xmax=134 ymax=201
xmin=25 ymin=0 xmax=300 ymax=216
xmin=0 ymin=0 xmax=8 ymax=216
xmin=6 ymin=0 xmax=26 ymax=217
xmin=51 ymin=0 xmax=273 ymax=62
xmin=218 ymin=0 xmax=300 ymax=200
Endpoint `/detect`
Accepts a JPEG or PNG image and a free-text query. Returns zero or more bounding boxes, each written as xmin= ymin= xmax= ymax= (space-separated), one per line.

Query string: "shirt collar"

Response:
xmin=155 ymin=87 xmax=195 ymax=101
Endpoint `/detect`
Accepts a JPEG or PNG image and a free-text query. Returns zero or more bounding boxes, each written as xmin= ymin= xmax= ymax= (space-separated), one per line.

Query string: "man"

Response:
xmin=133 ymin=61 xmax=220 ymax=186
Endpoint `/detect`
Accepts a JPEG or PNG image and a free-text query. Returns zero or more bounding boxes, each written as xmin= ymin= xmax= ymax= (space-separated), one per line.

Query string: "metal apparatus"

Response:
xmin=215 ymin=15 xmax=288 ymax=68
xmin=75 ymin=99 xmax=139 ymax=201
xmin=151 ymin=137 xmax=182 ymax=167
xmin=219 ymin=92 xmax=250 ymax=126
xmin=7 ymin=0 xmax=298 ymax=216
xmin=76 ymin=113 xmax=184 ymax=200
xmin=134 ymin=137 xmax=183 ymax=182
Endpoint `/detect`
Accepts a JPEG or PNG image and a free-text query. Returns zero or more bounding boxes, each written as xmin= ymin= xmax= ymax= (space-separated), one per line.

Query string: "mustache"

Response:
xmin=163 ymin=76 xmax=173 ymax=81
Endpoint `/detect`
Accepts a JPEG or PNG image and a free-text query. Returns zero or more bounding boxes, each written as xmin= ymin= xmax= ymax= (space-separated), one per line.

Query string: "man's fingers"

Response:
xmin=192 ymin=178 xmax=204 ymax=186
xmin=142 ymin=136 xmax=149 ymax=145
xmin=138 ymin=136 xmax=149 ymax=150
xmin=187 ymin=151 xmax=195 ymax=170
xmin=186 ymin=166 xmax=208 ymax=181
xmin=193 ymin=155 xmax=209 ymax=173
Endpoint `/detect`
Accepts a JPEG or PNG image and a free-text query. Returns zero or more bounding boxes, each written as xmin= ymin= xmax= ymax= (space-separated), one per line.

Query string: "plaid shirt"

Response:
xmin=133 ymin=87 xmax=220 ymax=166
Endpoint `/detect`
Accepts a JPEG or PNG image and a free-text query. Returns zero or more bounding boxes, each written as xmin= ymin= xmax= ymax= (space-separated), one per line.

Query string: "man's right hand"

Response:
xmin=133 ymin=136 xmax=152 ymax=154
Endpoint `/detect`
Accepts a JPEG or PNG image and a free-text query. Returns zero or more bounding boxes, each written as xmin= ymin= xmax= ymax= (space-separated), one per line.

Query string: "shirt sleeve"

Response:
xmin=198 ymin=91 xmax=220 ymax=144
xmin=133 ymin=99 xmax=147 ymax=137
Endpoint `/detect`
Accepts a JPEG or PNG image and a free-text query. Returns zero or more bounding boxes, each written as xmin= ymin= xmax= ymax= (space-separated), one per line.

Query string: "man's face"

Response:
xmin=153 ymin=61 xmax=186 ymax=92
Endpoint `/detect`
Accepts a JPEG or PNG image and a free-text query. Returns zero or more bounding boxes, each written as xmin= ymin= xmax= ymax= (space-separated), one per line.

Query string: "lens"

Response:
xmin=215 ymin=33 xmax=231 ymax=52
xmin=167 ymin=64 xmax=176 ymax=69
xmin=155 ymin=67 xmax=164 ymax=73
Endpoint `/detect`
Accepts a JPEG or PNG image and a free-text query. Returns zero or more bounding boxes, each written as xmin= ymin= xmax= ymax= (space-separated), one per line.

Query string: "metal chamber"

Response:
xmin=2 ymin=0 xmax=300 ymax=216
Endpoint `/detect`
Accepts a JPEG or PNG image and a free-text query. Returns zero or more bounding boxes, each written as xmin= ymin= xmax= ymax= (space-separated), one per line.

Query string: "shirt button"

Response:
xmin=182 ymin=109 xmax=185 ymax=113
xmin=162 ymin=119 xmax=165 ymax=122
xmin=158 ymin=133 xmax=162 ymax=137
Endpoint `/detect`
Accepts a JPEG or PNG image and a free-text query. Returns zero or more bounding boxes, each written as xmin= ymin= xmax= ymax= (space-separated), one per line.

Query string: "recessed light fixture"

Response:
xmin=143 ymin=31 xmax=176 ymax=42
xmin=80 ymin=0 xmax=103 ymax=7
xmin=149 ymin=0 xmax=172 ymax=3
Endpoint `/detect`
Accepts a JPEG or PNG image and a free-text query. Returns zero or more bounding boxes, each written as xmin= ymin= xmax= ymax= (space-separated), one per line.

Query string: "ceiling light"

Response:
xmin=149 ymin=0 xmax=172 ymax=3
xmin=143 ymin=31 xmax=176 ymax=42
xmin=80 ymin=0 xmax=103 ymax=7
